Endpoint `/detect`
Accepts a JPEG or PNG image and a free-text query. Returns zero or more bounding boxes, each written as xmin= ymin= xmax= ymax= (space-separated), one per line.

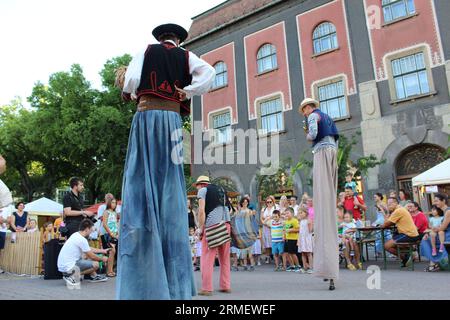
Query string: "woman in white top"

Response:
xmin=260 ymin=195 xmax=278 ymax=264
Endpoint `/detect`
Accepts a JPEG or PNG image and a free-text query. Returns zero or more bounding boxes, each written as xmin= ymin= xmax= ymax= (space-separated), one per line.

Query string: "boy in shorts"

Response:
xmin=264 ymin=210 xmax=285 ymax=271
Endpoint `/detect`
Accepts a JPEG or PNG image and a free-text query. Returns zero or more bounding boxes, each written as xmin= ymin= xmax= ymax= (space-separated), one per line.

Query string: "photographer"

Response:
xmin=63 ymin=177 xmax=95 ymax=238
xmin=58 ymin=219 xmax=110 ymax=285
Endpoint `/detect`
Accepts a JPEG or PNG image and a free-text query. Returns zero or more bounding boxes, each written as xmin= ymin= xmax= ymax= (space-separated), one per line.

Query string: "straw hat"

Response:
xmin=298 ymin=98 xmax=320 ymax=114
xmin=193 ymin=175 xmax=210 ymax=186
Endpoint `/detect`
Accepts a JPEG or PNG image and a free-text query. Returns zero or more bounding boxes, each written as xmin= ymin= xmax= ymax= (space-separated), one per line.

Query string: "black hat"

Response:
xmin=152 ymin=23 xmax=188 ymax=43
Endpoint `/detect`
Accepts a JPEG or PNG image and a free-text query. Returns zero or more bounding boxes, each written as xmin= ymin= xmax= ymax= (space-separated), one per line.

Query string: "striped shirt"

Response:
xmin=269 ymin=220 xmax=284 ymax=243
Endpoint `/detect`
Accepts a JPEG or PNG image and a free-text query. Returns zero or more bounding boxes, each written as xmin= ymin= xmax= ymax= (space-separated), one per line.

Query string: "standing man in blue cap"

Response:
xmin=117 ymin=23 xmax=215 ymax=300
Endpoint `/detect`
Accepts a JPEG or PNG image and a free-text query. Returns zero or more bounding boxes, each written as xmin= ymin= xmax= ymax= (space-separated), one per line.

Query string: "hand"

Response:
xmin=85 ymin=211 xmax=95 ymax=217
xmin=102 ymin=256 xmax=108 ymax=263
xmin=0 ymin=155 xmax=6 ymax=175
xmin=422 ymin=233 xmax=429 ymax=241
xmin=174 ymin=85 xmax=188 ymax=101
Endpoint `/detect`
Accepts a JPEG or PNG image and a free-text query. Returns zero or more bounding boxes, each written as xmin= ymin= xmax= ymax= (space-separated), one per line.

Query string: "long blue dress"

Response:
xmin=116 ymin=110 xmax=195 ymax=300
xmin=420 ymin=213 xmax=450 ymax=267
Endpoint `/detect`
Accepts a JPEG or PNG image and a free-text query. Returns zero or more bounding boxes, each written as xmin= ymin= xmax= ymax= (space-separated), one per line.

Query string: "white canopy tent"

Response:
xmin=24 ymin=197 xmax=63 ymax=217
xmin=412 ymin=159 xmax=450 ymax=187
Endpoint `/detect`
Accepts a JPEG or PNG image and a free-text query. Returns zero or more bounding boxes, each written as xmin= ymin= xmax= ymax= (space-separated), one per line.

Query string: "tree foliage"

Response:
xmin=291 ymin=131 xmax=386 ymax=194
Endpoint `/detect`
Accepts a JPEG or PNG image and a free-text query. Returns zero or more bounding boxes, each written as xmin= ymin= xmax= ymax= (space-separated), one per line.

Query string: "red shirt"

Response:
xmin=343 ymin=196 xmax=365 ymax=220
xmin=412 ymin=212 xmax=429 ymax=234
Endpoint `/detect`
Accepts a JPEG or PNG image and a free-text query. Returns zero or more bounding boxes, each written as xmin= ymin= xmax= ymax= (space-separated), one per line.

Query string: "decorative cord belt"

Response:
xmin=137 ymin=96 xmax=180 ymax=113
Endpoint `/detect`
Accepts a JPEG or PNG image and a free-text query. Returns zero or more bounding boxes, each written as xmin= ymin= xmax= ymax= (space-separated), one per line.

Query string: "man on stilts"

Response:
xmin=299 ymin=98 xmax=339 ymax=290
xmin=117 ymin=23 xmax=215 ymax=299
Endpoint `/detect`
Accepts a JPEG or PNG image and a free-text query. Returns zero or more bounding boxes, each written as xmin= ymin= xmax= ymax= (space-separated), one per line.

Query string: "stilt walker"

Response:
xmin=299 ymin=98 xmax=340 ymax=290
xmin=116 ymin=24 xmax=215 ymax=299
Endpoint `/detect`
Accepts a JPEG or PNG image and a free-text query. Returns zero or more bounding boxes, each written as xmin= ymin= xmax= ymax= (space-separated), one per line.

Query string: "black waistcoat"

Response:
xmin=137 ymin=42 xmax=192 ymax=116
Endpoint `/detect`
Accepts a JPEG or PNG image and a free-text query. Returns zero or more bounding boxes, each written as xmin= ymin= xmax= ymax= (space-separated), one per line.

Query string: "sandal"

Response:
xmin=424 ymin=265 xmax=440 ymax=272
xmin=107 ymin=272 xmax=116 ymax=277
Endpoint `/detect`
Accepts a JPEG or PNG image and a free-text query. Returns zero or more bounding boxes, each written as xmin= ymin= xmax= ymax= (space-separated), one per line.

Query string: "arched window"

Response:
xmin=212 ymin=61 xmax=228 ymax=89
xmin=313 ymin=22 xmax=338 ymax=54
xmin=257 ymin=44 xmax=277 ymax=74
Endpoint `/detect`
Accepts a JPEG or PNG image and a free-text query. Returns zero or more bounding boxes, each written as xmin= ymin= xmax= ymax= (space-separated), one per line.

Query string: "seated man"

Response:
xmin=382 ymin=197 xmax=421 ymax=267
xmin=57 ymin=219 xmax=113 ymax=285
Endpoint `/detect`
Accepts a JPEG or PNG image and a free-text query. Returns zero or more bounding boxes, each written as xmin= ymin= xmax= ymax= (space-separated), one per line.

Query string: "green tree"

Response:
xmin=291 ymin=131 xmax=386 ymax=194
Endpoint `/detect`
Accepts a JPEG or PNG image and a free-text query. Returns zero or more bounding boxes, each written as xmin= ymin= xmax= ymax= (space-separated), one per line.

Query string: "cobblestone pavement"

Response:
xmin=0 ymin=261 xmax=449 ymax=300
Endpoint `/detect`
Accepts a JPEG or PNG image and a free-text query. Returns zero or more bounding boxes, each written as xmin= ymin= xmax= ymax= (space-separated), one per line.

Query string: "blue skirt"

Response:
xmin=116 ymin=110 xmax=195 ymax=300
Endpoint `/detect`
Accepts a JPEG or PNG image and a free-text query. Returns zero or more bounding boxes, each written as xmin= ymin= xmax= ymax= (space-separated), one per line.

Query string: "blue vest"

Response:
xmin=311 ymin=109 xmax=339 ymax=147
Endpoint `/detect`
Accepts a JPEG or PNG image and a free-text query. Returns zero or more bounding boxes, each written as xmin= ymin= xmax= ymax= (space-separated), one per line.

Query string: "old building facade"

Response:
xmin=185 ymin=0 xmax=450 ymax=208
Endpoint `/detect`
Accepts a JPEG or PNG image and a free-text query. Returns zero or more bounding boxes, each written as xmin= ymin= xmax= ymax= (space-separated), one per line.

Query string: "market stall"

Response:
xmin=412 ymin=159 xmax=450 ymax=211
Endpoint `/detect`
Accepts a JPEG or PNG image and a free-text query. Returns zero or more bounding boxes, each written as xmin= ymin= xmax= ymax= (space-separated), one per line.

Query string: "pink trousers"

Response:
xmin=200 ymin=223 xmax=231 ymax=292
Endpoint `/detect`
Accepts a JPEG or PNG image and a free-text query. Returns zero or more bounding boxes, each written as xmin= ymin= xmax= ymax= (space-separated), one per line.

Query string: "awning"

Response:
xmin=24 ymin=197 xmax=63 ymax=217
xmin=412 ymin=159 xmax=450 ymax=187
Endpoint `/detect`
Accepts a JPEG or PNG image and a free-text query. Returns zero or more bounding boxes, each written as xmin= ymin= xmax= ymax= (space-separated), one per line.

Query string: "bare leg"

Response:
xmin=302 ymin=253 xmax=309 ymax=269
xmin=274 ymin=254 xmax=279 ymax=268
xmin=430 ymin=231 xmax=437 ymax=251
xmin=291 ymin=254 xmax=300 ymax=267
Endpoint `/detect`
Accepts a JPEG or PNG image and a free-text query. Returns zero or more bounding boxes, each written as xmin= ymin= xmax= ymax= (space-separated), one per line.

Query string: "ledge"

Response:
xmin=255 ymin=68 xmax=278 ymax=78
xmin=333 ymin=115 xmax=352 ymax=122
xmin=209 ymin=84 xmax=228 ymax=93
xmin=312 ymin=47 xmax=340 ymax=59
xmin=390 ymin=91 xmax=437 ymax=105
xmin=382 ymin=12 xmax=419 ymax=27
xmin=257 ymin=129 xmax=287 ymax=139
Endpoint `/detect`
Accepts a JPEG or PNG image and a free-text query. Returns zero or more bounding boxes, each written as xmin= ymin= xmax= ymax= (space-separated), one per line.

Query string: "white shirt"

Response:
xmin=57 ymin=232 xmax=91 ymax=273
xmin=0 ymin=204 xmax=13 ymax=232
xmin=123 ymin=40 xmax=216 ymax=100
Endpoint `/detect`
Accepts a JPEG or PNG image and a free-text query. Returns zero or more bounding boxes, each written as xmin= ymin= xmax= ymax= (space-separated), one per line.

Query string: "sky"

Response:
xmin=0 ymin=0 xmax=225 ymax=107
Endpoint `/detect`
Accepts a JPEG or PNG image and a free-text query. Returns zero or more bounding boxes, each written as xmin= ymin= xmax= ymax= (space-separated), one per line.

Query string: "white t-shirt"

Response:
xmin=57 ymin=232 xmax=91 ymax=273
xmin=0 ymin=204 xmax=13 ymax=232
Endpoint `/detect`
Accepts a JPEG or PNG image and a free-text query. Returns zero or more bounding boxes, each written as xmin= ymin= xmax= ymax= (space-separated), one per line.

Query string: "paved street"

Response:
xmin=0 ymin=260 xmax=449 ymax=300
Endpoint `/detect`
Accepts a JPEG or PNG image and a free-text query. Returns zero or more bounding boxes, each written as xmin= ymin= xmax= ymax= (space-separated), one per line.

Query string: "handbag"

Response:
xmin=205 ymin=221 xmax=230 ymax=249
xmin=0 ymin=179 xmax=13 ymax=209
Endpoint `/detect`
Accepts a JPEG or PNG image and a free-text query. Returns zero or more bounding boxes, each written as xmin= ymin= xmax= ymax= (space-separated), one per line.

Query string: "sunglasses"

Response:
xmin=267 ymin=201 xmax=273 ymax=204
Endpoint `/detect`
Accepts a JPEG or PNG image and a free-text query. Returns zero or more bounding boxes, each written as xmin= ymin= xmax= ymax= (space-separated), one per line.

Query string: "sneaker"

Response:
xmin=401 ymin=254 xmax=410 ymax=267
xmin=0 ymin=268 xmax=4 ymax=274
xmin=249 ymin=265 xmax=255 ymax=271
xmin=306 ymin=269 xmax=313 ymax=274
xmin=232 ymin=266 xmax=239 ymax=272
xmin=286 ymin=266 xmax=294 ymax=272
xmin=293 ymin=266 xmax=302 ymax=273
xmin=243 ymin=266 xmax=248 ymax=271
xmin=432 ymin=248 xmax=437 ymax=256
xmin=257 ymin=261 xmax=262 ymax=266
xmin=405 ymin=255 xmax=413 ymax=268
xmin=194 ymin=266 xmax=200 ymax=271
xmin=357 ymin=262 xmax=363 ymax=270
xmin=63 ymin=275 xmax=77 ymax=286
xmin=439 ymin=244 xmax=445 ymax=253
xmin=87 ymin=275 xmax=108 ymax=283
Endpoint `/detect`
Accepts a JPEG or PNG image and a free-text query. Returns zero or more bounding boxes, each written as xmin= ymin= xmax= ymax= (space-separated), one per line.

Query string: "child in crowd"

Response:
xmin=429 ymin=205 xmax=445 ymax=256
xmin=283 ymin=207 xmax=301 ymax=272
xmin=344 ymin=173 xmax=358 ymax=196
xmin=43 ymin=222 xmax=54 ymax=243
xmin=240 ymin=246 xmax=255 ymax=271
xmin=297 ymin=208 xmax=313 ymax=273
xmin=189 ymin=227 xmax=196 ymax=265
xmin=252 ymin=231 xmax=262 ymax=266
xmin=264 ymin=210 xmax=285 ymax=271
xmin=231 ymin=246 xmax=240 ymax=271
xmin=340 ymin=211 xmax=362 ymax=270
xmin=27 ymin=219 xmax=38 ymax=233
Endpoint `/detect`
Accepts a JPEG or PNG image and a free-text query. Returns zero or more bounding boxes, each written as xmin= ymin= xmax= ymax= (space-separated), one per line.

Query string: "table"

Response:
xmin=356 ymin=226 xmax=394 ymax=270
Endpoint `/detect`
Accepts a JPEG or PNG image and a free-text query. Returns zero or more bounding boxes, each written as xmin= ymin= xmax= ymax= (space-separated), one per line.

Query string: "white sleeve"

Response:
xmin=80 ymin=237 xmax=91 ymax=253
xmin=123 ymin=48 xmax=146 ymax=97
xmin=183 ymin=52 xmax=216 ymax=99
